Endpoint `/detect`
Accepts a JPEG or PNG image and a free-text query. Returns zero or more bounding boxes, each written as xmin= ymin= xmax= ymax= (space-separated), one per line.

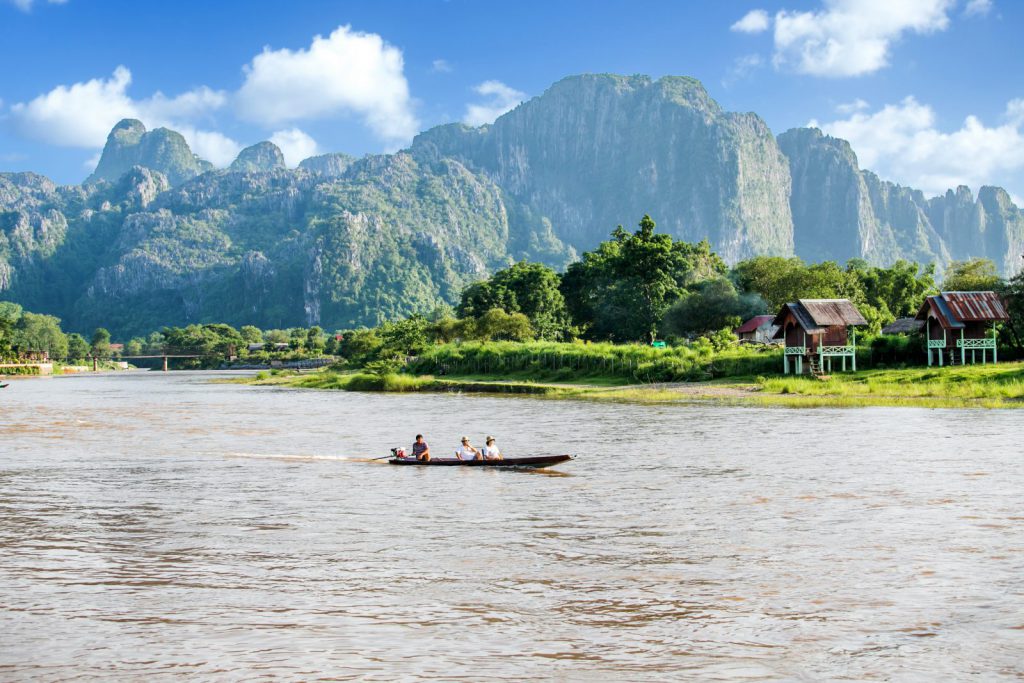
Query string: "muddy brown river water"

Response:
xmin=1 ymin=371 xmax=1022 ymax=680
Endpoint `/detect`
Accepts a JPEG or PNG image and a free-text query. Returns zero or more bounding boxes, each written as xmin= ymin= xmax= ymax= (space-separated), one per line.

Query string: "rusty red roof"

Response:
xmin=734 ymin=315 xmax=774 ymax=334
xmin=916 ymin=291 xmax=1008 ymax=328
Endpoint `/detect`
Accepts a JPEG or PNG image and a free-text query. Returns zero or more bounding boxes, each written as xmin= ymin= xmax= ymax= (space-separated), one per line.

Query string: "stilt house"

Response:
xmin=772 ymin=299 xmax=868 ymax=375
xmin=915 ymin=291 xmax=1008 ymax=366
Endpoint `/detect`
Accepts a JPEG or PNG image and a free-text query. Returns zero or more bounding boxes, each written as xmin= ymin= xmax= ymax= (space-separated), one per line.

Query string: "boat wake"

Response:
xmin=218 ymin=451 xmax=379 ymax=463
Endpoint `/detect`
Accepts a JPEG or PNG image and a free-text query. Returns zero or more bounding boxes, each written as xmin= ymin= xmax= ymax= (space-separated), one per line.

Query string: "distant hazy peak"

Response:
xmin=85 ymin=118 xmax=212 ymax=187
xmin=229 ymin=141 xmax=286 ymax=173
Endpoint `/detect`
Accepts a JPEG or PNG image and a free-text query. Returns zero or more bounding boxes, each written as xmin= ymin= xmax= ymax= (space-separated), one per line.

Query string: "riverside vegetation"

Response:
xmin=242 ymin=217 xmax=1024 ymax=408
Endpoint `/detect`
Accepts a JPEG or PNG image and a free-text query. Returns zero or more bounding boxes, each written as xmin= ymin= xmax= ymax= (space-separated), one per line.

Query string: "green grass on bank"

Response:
xmin=236 ymin=360 xmax=1024 ymax=409
xmin=759 ymin=362 xmax=1024 ymax=405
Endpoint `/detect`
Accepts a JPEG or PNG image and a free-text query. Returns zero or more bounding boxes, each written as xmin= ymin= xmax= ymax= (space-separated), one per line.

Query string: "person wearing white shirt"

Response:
xmin=483 ymin=436 xmax=502 ymax=461
xmin=455 ymin=436 xmax=481 ymax=461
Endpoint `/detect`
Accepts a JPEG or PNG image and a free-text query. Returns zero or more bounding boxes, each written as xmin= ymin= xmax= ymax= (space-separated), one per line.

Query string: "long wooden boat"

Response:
xmin=388 ymin=454 xmax=573 ymax=468
xmin=0 ymin=383 xmax=8 ymax=389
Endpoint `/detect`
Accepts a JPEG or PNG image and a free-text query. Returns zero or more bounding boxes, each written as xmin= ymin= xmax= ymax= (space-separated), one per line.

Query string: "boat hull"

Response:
xmin=388 ymin=454 xmax=573 ymax=468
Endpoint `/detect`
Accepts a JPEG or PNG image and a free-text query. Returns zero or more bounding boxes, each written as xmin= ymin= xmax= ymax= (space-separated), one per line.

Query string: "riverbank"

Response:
xmin=234 ymin=361 xmax=1024 ymax=408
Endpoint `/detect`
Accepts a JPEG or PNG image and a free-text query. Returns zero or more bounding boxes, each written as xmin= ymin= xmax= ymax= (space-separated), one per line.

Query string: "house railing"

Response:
xmin=927 ymin=339 xmax=947 ymax=349
xmin=819 ymin=345 xmax=855 ymax=355
xmin=957 ymin=338 xmax=996 ymax=349
xmin=784 ymin=346 xmax=806 ymax=355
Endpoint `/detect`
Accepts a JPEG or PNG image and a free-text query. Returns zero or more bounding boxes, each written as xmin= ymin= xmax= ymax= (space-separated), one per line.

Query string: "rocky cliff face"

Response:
xmin=85 ymin=119 xmax=213 ymax=186
xmin=2 ymin=74 xmax=1023 ymax=338
xmin=413 ymin=74 xmax=795 ymax=262
xmin=298 ymin=152 xmax=356 ymax=177
xmin=229 ymin=142 xmax=286 ymax=173
xmin=778 ymin=126 xmax=1022 ymax=272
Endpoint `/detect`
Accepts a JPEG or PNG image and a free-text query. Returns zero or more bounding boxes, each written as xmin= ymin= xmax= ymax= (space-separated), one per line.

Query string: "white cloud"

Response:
xmin=771 ymin=0 xmax=955 ymax=77
xmin=731 ymin=9 xmax=770 ymax=33
xmin=835 ymin=98 xmax=870 ymax=114
xmin=463 ymin=80 xmax=525 ymax=127
xmin=722 ymin=54 xmax=764 ymax=88
xmin=8 ymin=65 xmax=236 ymax=166
xmin=270 ymin=128 xmax=319 ymax=167
xmin=8 ymin=0 xmax=67 ymax=12
xmin=1006 ymin=98 xmax=1024 ymax=126
xmin=812 ymin=96 xmax=1024 ymax=198
xmin=235 ymin=25 xmax=417 ymax=144
xmin=964 ymin=0 xmax=993 ymax=16
xmin=431 ymin=59 xmax=452 ymax=73
xmin=180 ymin=128 xmax=241 ymax=167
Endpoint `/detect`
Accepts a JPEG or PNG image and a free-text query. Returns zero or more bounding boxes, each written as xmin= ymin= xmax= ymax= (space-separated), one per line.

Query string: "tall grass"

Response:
xmin=760 ymin=362 xmax=1024 ymax=402
xmin=407 ymin=340 xmax=780 ymax=383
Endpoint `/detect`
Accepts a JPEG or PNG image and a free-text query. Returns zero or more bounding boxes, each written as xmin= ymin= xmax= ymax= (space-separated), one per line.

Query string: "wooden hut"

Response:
xmin=772 ymin=299 xmax=868 ymax=375
xmin=915 ymin=291 xmax=1008 ymax=366
xmin=881 ymin=317 xmax=924 ymax=335
xmin=734 ymin=315 xmax=777 ymax=343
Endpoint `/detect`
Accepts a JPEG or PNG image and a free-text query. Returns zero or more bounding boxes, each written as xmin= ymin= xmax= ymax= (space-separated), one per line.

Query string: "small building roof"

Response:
xmin=881 ymin=317 xmax=924 ymax=335
xmin=735 ymin=314 xmax=775 ymax=334
xmin=915 ymin=291 xmax=1008 ymax=329
xmin=772 ymin=299 xmax=867 ymax=337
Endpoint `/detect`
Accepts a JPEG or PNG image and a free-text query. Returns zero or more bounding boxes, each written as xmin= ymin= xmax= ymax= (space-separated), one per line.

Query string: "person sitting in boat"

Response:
xmin=412 ymin=434 xmax=430 ymax=462
xmin=455 ymin=436 xmax=482 ymax=461
xmin=482 ymin=436 xmax=502 ymax=461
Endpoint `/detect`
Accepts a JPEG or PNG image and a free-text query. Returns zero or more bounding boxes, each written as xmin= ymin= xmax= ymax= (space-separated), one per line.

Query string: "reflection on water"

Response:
xmin=1 ymin=372 xmax=1023 ymax=680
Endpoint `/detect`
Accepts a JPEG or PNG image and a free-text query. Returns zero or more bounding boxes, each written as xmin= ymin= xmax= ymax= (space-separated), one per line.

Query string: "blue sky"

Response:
xmin=1 ymin=0 xmax=1021 ymax=201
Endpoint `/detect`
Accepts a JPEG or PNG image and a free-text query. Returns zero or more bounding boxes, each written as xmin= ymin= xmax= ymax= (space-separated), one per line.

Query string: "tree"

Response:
xmin=90 ymin=328 xmax=112 ymax=359
xmin=306 ymin=326 xmax=326 ymax=354
xmin=125 ymin=337 xmax=145 ymax=356
xmin=13 ymin=313 xmax=68 ymax=359
xmin=0 ymin=301 xmax=23 ymax=360
xmin=379 ymin=316 xmax=429 ymax=357
xmin=470 ymin=308 xmax=534 ymax=342
xmin=240 ymin=325 xmax=263 ymax=344
xmin=338 ymin=328 xmax=383 ymax=365
xmin=562 ymin=216 xmax=727 ymax=342
xmin=67 ymin=333 xmax=89 ymax=361
xmin=458 ymin=261 xmax=573 ymax=340
xmin=264 ymin=329 xmax=290 ymax=344
xmin=999 ymin=269 xmax=1024 ymax=351
xmin=662 ymin=277 xmax=766 ymax=337
xmin=942 ymin=258 xmax=1003 ymax=291
xmin=853 ymin=260 xmax=937 ymax=320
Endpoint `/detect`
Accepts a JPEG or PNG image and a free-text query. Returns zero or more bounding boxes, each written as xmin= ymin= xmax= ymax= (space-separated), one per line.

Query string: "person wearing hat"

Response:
xmin=482 ymin=436 xmax=502 ymax=461
xmin=455 ymin=436 xmax=481 ymax=461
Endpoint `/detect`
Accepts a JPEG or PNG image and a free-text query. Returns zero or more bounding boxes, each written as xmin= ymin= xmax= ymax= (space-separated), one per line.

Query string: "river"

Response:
xmin=1 ymin=371 xmax=1022 ymax=680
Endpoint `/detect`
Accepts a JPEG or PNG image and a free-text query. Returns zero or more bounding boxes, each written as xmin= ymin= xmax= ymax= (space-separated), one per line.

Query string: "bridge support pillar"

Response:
xmin=163 ymin=356 xmax=168 ymax=372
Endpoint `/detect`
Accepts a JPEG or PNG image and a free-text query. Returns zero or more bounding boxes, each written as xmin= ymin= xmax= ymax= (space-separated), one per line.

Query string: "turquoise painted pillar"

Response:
xmin=961 ymin=329 xmax=965 ymax=366
xmin=994 ymin=322 xmax=999 ymax=363
xmin=926 ymin=319 xmax=932 ymax=366
xmin=852 ymin=328 xmax=857 ymax=372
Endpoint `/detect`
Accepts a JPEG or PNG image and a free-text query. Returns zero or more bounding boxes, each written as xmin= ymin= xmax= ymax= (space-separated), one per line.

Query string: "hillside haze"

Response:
xmin=2 ymin=73 xmax=1022 ymax=337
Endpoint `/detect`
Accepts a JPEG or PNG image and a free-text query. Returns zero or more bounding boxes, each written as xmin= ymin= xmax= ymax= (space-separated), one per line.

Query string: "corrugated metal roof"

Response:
xmin=915 ymin=291 xmax=1007 ymax=328
xmin=798 ymin=299 xmax=869 ymax=327
xmin=942 ymin=291 xmax=1009 ymax=322
xmin=735 ymin=314 xmax=775 ymax=334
